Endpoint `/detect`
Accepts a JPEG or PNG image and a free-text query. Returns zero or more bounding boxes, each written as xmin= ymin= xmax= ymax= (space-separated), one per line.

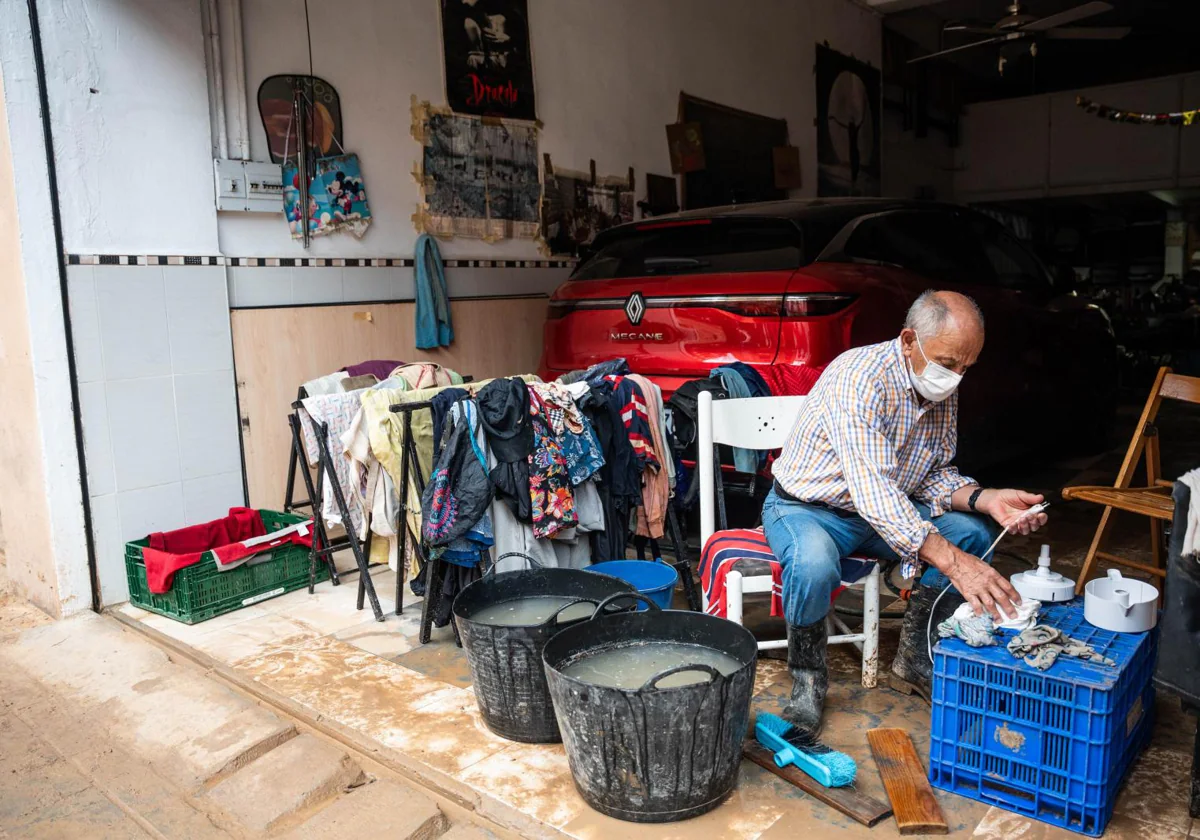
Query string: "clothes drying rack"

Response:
xmin=286 ymin=389 xmax=385 ymax=622
xmin=389 ymin=397 xmax=469 ymax=646
xmin=387 ymin=394 xmax=702 ymax=645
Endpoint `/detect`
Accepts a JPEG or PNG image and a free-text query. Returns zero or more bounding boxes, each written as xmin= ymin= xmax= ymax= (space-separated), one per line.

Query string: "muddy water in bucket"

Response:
xmin=544 ymin=593 xmax=758 ymax=823
xmin=562 ymin=642 xmax=741 ymax=689
xmin=470 ymin=595 xmax=596 ymax=626
xmin=452 ymin=565 xmax=636 ymax=743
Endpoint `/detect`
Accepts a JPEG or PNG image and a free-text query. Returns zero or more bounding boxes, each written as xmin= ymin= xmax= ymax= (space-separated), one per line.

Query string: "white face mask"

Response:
xmin=909 ymin=332 xmax=962 ymax=403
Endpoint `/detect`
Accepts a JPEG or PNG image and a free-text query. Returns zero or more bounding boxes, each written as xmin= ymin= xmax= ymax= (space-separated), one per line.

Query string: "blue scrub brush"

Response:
xmin=754 ymin=711 xmax=857 ymax=788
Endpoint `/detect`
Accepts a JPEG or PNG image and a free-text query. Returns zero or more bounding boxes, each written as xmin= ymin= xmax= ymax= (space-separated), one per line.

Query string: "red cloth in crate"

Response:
xmin=142 ymin=507 xmax=267 ymax=594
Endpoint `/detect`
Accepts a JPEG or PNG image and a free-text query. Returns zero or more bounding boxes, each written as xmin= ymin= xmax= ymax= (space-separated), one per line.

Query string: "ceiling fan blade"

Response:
xmin=907 ymin=34 xmax=1017 ymax=64
xmin=945 ymin=23 xmax=1006 ymax=34
xmin=1022 ymin=1 xmax=1113 ymax=31
xmin=1043 ymin=25 xmax=1130 ymax=39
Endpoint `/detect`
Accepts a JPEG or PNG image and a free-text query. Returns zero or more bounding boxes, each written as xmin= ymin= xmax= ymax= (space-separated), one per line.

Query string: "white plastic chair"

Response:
xmin=697 ymin=389 xmax=881 ymax=688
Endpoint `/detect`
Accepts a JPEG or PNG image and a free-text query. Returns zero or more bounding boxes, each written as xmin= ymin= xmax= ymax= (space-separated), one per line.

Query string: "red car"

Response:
xmin=540 ymin=199 xmax=1117 ymax=466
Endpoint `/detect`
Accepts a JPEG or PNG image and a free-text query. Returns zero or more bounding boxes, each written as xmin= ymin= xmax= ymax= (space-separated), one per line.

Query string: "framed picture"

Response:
xmin=441 ymin=0 xmax=537 ymax=122
xmin=816 ymin=44 xmax=881 ymax=197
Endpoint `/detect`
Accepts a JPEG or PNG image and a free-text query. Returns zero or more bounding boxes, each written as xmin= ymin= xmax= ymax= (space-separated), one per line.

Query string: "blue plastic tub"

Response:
xmin=585 ymin=560 xmax=678 ymax=610
xmin=929 ymin=599 xmax=1155 ymax=837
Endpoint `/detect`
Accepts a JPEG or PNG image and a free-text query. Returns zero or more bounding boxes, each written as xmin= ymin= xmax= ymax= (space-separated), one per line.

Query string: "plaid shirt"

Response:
xmin=773 ymin=338 xmax=976 ymax=571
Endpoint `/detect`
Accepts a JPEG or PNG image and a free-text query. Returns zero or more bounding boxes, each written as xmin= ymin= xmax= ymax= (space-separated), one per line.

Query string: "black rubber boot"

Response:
xmin=781 ymin=620 xmax=828 ymax=733
xmin=889 ymin=583 xmax=964 ymax=704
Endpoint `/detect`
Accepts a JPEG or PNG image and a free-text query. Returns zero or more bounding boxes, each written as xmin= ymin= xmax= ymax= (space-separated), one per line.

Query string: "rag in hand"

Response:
xmin=937 ymin=600 xmax=1041 ymax=647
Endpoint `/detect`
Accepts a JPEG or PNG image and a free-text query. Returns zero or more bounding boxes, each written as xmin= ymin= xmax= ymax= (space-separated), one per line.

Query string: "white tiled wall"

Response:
xmin=68 ymin=264 xmax=245 ymax=606
xmin=68 ymin=259 xmax=566 ymax=606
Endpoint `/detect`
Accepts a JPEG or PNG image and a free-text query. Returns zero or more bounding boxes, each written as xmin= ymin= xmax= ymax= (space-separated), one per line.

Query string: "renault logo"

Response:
xmin=624 ymin=292 xmax=646 ymax=326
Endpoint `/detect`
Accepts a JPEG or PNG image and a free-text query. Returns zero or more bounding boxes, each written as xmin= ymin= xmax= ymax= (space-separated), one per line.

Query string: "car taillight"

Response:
xmin=720 ymin=297 xmax=784 ymax=317
xmin=670 ymin=295 xmax=783 ymax=317
xmin=782 ymin=293 xmax=856 ymax=317
xmin=546 ymin=300 xmax=576 ymax=319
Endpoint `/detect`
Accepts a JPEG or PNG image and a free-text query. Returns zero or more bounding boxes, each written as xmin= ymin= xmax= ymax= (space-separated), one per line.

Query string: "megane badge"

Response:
xmin=624 ymin=292 xmax=646 ymax=326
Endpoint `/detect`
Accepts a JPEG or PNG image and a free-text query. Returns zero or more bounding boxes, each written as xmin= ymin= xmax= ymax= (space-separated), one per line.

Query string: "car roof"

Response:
xmin=585 ymin=198 xmax=981 ymax=259
xmin=640 ymin=197 xmax=966 ymax=224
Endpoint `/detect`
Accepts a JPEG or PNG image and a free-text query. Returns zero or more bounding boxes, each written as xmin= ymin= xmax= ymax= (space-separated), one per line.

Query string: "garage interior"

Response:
xmin=1 ymin=0 xmax=1200 ymax=837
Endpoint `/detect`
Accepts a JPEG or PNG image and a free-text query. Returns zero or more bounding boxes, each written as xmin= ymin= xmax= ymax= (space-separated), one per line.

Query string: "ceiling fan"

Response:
xmin=908 ymin=1 xmax=1130 ymax=65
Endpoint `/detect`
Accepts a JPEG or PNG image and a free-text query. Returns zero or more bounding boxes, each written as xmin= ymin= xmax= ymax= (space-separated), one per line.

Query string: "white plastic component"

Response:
xmin=1010 ymin=544 xmax=1076 ymax=603
xmin=214 ymin=159 xmax=284 ymax=213
xmin=1084 ymin=569 xmax=1158 ymax=633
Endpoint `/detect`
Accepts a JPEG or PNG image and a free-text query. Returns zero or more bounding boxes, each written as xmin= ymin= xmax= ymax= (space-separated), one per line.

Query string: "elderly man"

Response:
xmin=763 ymin=290 xmax=1046 ymax=732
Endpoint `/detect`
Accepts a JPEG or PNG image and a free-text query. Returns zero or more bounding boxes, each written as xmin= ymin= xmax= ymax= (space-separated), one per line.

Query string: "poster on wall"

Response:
xmin=440 ymin=0 xmax=537 ymax=122
xmin=815 ymin=44 xmax=881 ymax=197
xmin=412 ymin=98 xmax=540 ymax=241
xmin=541 ymin=159 xmax=634 ymax=257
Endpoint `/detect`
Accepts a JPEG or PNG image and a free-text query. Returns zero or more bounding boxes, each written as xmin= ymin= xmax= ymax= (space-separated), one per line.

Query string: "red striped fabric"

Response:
xmin=698 ymin=527 xmax=877 ymax=620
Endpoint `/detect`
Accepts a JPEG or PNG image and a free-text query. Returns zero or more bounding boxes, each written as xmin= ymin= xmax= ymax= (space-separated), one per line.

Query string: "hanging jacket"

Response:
xmin=436 ymin=401 xmax=494 ymax=566
xmin=478 ymin=377 xmax=534 ymax=522
xmin=421 ymin=406 xmax=492 ymax=547
xmin=431 ymin=387 xmax=470 ymax=463
xmin=711 ymin=366 xmax=759 ymax=474
xmin=528 ymin=396 xmax=578 ymax=540
xmin=628 ymin=374 xmax=669 ymax=540
xmin=666 ymin=377 xmax=728 ymax=453
xmin=605 ymin=375 xmax=659 ymax=471
xmin=415 ymin=233 xmax=453 ymax=349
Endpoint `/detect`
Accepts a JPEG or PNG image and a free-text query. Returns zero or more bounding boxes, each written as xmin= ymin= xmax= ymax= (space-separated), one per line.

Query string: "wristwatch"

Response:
xmin=968 ymin=487 xmax=985 ymax=512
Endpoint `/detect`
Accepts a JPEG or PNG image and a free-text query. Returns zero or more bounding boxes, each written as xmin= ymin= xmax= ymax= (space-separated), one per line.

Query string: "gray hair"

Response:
xmin=904 ymin=290 xmax=984 ymax=337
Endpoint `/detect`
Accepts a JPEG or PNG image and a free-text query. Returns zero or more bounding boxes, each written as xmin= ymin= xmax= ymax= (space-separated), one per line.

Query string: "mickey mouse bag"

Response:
xmin=281 ymin=123 xmax=373 ymax=240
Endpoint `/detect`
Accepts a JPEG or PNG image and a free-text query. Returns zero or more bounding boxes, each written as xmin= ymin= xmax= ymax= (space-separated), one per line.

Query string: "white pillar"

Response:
xmin=0 ymin=0 xmax=94 ymax=616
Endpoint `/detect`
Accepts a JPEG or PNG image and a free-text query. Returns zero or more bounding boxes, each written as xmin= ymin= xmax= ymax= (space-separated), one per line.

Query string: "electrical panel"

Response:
xmin=214 ymin=159 xmax=284 ymax=213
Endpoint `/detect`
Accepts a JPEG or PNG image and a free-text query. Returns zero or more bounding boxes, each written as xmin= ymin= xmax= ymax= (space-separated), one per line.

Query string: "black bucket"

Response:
xmin=453 ymin=565 xmax=635 ymax=743
xmin=542 ymin=593 xmax=758 ymax=823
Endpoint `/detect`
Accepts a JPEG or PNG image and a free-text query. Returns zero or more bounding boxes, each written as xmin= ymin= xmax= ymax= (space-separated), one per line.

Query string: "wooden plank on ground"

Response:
xmin=866 ymin=728 xmax=947 ymax=836
xmin=743 ymin=739 xmax=892 ymax=828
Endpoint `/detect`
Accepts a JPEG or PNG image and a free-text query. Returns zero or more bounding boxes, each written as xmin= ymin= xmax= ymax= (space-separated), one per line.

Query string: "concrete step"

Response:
xmin=282 ymin=778 xmax=449 ymax=840
xmin=441 ymin=823 xmax=502 ymax=840
xmin=0 ymin=654 xmax=234 ymax=838
xmin=204 ymin=733 xmax=366 ymax=833
xmin=0 ymin=614 xmax=295 ymax=791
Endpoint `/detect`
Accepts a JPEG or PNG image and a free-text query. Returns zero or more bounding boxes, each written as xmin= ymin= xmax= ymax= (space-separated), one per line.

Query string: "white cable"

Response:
xmin=925 ymin=503 xmax=1049 ymax=664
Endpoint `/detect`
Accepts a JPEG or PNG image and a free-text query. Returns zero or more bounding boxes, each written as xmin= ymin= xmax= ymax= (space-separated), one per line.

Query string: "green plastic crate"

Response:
xmin=125 ymin=509 xmax=327 ymax=624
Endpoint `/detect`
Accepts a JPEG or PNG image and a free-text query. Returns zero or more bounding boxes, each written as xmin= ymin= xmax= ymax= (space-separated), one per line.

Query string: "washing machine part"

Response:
xmin=1010 ymin=545 xmax=1076 ymax=603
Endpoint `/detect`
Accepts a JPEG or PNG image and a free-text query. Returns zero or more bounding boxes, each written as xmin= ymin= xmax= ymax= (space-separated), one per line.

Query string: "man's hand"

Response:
xmin=944 ymin=552 xmax=1022 ymax=621
xmin=919 ymin=531 xmax=1022 ymax=620
xmin=977 ymin=488 xmax=1047 ymax=535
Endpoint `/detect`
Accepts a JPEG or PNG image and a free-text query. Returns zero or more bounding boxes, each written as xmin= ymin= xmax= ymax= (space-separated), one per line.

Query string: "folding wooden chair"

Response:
xmin=1063 ymin=366 xmax=1200 ymax=594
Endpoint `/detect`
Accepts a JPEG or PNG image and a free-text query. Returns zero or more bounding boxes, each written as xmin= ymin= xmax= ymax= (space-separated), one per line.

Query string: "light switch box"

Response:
xmin=214 ymin=159 xmax=284 ymax=213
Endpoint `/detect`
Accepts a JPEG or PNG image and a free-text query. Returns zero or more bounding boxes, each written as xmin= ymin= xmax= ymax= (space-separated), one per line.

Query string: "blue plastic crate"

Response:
xmin=928 ymin=599 xmax=1155 ymax=836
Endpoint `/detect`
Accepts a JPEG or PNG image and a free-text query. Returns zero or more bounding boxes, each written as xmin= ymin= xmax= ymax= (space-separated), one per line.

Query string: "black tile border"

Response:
xmin=228 ymin=291 xmax=551 ymax=312
xmin=67 ymin=254 xmax=575 ymax=269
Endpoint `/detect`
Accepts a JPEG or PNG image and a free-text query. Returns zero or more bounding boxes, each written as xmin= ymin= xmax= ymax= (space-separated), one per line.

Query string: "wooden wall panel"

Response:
xmin=231 ymin=296 xmax=547 ymax=508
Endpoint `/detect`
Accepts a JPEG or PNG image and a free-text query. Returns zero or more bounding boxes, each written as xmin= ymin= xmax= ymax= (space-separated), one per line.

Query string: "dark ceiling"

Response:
xmin=886 ymin=0 xmax=1200 ymax=102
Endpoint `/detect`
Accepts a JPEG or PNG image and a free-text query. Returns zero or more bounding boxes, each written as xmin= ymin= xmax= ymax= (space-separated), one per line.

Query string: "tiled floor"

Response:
xmin=118 ymin=564 xmax=1197 ymax=839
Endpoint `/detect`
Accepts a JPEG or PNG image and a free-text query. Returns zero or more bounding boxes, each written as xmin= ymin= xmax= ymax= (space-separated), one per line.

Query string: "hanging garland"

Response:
xmin=1075 ymin=95 xmax=1198 ymax=126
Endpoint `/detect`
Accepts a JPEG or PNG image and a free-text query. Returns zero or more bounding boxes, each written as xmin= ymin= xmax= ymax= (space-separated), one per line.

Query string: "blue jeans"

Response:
xmin=761 ymin=487 xmax=999 ymax=627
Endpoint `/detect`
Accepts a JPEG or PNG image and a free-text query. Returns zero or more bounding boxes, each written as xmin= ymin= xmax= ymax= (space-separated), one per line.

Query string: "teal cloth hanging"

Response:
xmin=415 ymin=234 xmax=453 ymax=349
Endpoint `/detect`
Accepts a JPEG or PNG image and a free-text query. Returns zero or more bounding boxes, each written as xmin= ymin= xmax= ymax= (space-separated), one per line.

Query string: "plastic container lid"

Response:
xmin=1010 ymin=544 xmax=1076 ymax=603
